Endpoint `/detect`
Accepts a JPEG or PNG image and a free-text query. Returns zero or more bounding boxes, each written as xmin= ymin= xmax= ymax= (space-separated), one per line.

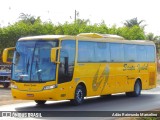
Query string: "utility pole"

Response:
xmin=75 ymin=10 xmax=77 ymax=23
xmin=74 ymin=10 xmax=79 ymax=23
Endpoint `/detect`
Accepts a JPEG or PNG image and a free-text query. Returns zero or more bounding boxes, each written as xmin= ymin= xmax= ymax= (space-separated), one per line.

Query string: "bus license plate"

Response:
xmin=27 ymin=94 xmax=34 ymax=97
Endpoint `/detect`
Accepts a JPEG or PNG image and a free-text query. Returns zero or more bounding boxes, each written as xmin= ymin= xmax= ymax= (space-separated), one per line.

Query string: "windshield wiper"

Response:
xmin=36 ymin=58 xmax=42 ymax=82
xmin=26 ymin=58 xmax=29 ymax=73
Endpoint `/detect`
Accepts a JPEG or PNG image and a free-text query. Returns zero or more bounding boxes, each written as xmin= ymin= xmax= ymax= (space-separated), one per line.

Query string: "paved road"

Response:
xmin=1 ymin=92 xmax=160 ymax=111
xmin=0 ymin=87 xmax=160 ymax=119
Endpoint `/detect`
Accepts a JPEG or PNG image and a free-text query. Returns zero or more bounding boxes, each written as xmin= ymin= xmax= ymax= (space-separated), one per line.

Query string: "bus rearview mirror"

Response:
xmin=51 ymin=47 xmax=61 ymax=63
xmin=2 ymin=47 xmax=15 ymax=64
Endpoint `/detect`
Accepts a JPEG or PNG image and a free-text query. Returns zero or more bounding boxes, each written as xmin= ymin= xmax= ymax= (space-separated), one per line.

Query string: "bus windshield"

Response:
xmin=12 ymin=40 xmax=58 ymax=82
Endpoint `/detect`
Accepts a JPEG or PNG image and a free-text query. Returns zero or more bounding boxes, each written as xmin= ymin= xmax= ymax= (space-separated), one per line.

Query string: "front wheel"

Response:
xmin=35 ymin=100 xmax=46 ymax=105
xmin=70 ymin=85 xmax=84 ymax=105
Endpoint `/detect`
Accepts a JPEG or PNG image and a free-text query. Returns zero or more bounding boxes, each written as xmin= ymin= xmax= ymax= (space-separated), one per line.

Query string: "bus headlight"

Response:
xmin=11 ymin=84 xmax=18 ymax=89
xmin=43 ymin=84 xmax=57 ymax=90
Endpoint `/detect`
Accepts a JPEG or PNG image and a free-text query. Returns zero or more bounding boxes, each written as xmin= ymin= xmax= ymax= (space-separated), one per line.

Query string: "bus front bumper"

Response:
xmin=11 ymin=88 xmax=60 ymax=101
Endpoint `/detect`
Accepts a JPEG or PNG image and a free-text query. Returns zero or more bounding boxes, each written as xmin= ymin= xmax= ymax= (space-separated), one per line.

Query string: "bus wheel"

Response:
xmin=70 ymin=85 xmax=84 ymax=105
xmin=35 ymin=100 xmax=46 ymax=105
xmin=126 ymin=80 xmax=141 ymax=97
xmin=3 ymin=83 xmax=10 ymax=88
xmin=132 ymin=80 xmax=141 ymax=97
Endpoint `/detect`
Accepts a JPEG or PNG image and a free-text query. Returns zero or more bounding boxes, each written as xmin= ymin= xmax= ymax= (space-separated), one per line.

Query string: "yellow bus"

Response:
xmin=2 ymin=33 xmax=157 ymax=105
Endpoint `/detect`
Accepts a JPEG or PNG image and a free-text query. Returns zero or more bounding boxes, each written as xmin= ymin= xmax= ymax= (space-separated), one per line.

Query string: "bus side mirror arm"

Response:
xmin=2 ymin=47 xmax=15 ymax=64
xmin=50 ymin=47 xmax=61 ymax=64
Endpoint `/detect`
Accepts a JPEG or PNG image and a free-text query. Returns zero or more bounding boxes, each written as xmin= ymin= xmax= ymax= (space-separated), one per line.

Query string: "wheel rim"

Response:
xmin=76 ymin=89 xmax=83 ymax=102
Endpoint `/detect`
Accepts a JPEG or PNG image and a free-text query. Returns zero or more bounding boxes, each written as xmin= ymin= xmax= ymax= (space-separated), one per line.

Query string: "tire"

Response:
xmin=126 ymin=80 xmax=141 ymax=97
xmin=70 ymin=85 xmax=84 ymax=105
xmin=132 ymin=80 xmax=141 ymax=97
xmin=3 ymin=83 xmax=10 ymax=88
xmin=35 ymin=100 xmax=46 ymax=105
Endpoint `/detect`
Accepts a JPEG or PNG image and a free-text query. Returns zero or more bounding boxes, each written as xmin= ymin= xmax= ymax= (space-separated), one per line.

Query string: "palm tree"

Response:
xmin=146 ymin=33 xmax=160 ymax=55
xmin=124 ymin=17 xmax=146 ymax=28
xmin=146 ymin=33 xmax=158 ymax=41
xmin=19 ymin=13 xmax=37 ymax=24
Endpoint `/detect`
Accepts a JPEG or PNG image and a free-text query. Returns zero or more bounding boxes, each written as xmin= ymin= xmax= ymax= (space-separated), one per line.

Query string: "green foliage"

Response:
xmin=146 ymin=33 xmax=160 ymax=42
xmin=137 ymin=117 xmax=158 ymax=120
xmin=0 ymin=14 xmax=148 ymax=54
xmin=123 ymin=17 xmax=146 ymax=29
xmin=118 ymin=25 xmax=146 ymax=40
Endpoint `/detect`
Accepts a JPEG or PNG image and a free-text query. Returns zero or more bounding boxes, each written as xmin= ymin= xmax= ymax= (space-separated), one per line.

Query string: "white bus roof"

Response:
xmin=18 ymin=33 xmax=155 ymax=46
xmin=77 ymin=33 xmax=124 ymax=40
xmin=18 ymin=35 xmax=75 ymax=41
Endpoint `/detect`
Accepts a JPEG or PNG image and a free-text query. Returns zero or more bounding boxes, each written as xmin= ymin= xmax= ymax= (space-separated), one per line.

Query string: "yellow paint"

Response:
xmin=50 ymin=47 xmax=61 ymax=63
xmin=2 ymin=47 xmax=15 ymax=64
xmin=4 ymin=33 xmax=157 ymax=101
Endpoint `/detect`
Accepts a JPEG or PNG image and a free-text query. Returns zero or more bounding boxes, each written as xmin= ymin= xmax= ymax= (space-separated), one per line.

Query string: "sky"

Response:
xmin=0 ymin=0 xmax=160 ymax=36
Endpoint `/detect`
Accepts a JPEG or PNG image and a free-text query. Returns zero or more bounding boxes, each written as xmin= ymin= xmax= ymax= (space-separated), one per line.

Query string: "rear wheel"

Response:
xmin=132 ymin=80 xmax=141 ymax=97
xmin=35 ymin=100 xmax=46 ymax=105
xmin=126 ymin=80 xmax=141 ymax=97
xmin=70 ymin=85 xmax=85 ymax=105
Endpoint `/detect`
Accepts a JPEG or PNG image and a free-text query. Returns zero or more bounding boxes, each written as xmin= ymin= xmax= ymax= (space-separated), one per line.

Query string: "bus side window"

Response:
xmin=124 ymin=44 xmax=136 ymax=62
xmin=110 ymin=43 xmax=124 ymax=62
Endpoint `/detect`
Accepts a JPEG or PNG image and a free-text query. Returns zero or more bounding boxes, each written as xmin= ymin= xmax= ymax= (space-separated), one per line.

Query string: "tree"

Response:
xmin=145 ymin=33 xmax=160 ymax=55
xmin=123 ymin=17 xmax=146 ymax=29
xmin=19 ymin=13 xmax=41 ymax=25
xmin=146 ymin=33 xmax=159 ymax=41
xmin=0 ymin=16 xmax=148 ymax=55
xmin=118 ymin=25 xmax=146 ymax=40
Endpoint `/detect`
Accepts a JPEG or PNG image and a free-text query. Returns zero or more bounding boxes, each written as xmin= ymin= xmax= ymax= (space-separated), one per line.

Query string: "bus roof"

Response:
xmin=18 ymin=35 xmax=75 ymax=41
xmin=18 ymin=33 xmax=155 ymax=46
xmin=77 ymin=33 xmax=125 ymax=40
